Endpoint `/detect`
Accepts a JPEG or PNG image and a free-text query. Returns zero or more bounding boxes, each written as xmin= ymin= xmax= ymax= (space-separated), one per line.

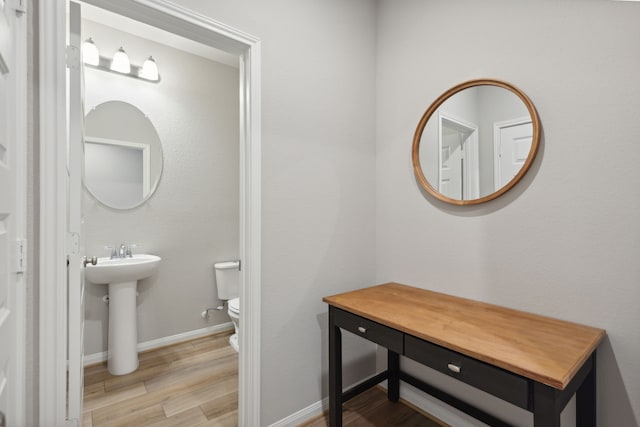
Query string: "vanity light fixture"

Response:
xmin=82 ymin=38 xmax=99 ymax=66
xmin=82 ymin=38 xmax=161 ymax=83
xmin=139 ymin=56 xmax=159 ymax=81
xmin=110 ymin=47 xmax=131 ymax=74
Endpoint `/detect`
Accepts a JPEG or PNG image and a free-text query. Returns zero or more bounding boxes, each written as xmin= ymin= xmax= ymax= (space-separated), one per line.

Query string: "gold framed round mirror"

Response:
xmin=412 ymin=79 xmax=540 ymax=205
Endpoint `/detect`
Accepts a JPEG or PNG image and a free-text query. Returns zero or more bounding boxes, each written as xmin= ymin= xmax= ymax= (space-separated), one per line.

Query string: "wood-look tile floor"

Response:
xmin=83 ymin=330 xmax=238 ymax=427
xmin=301 ymin=387 xmax=447 ymax=427
xmin=84 ymin=330 xmax=444 ymax=427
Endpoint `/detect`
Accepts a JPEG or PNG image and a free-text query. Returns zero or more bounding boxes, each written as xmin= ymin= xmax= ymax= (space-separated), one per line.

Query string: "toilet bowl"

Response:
xmin=228 ymin=297 xmax=240 ymax=352
xmin=214 ymin=261 xmax=240 ymax=352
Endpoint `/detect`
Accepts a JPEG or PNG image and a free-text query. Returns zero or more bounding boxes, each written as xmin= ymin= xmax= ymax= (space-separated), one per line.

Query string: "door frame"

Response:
xmin=438 ymin=110 xmax=479 ymax=200
xmin=83 ymin=136 xmax=152 ymax=199
xmin=38 ymin=0 xmax=262 ymax=425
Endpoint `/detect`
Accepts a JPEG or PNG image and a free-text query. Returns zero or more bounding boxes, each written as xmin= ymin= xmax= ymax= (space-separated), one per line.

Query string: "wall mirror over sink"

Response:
xmin=84 ymin=100 xmax=164 ymax=209
xmin=412 ymin=79 xmax=540 ymax=205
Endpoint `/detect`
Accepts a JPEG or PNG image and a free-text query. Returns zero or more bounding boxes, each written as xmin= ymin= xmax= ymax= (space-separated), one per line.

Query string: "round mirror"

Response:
xmin=412 ymin=79 xmax=540 ymax=205
xmin=84 ymin=101 xmax=163 ymax=209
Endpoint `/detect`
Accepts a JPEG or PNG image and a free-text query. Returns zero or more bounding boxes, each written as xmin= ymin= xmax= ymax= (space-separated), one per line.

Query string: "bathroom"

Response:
xmin=79 ymin=0 xmax=242 ymax=406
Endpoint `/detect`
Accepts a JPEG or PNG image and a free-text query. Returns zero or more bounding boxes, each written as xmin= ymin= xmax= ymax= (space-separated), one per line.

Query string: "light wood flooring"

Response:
xmin=299 ymin=387 xmax=450 ymax=427
xmin=83 ymin=330 xmax=238 ymax=427
xmin=84 ymin=330 xmax=445 ymax=427
xmin=301 ymin=387 xmax=447 ymax=427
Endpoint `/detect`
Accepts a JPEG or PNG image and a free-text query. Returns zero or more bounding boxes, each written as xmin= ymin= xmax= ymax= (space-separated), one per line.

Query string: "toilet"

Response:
xmin=214 ymin=260 xmax=240 ymax=352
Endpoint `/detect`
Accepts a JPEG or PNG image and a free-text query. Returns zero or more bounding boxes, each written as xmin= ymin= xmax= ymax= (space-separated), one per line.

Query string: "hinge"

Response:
xmin=66 ymin=45 xmax=80 ymax=70
xmin=67 ymin=232 xmax=80 ymax=255
xmin=13 ymin=239 xmax=26 ymax=273
xmin=11 ymin=0 xmax=27 ymax=15
xmin=65 ymin=418 xmax=79 ymax=427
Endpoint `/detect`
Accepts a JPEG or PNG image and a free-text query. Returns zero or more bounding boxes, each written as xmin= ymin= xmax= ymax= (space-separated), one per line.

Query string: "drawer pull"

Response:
xmin=357 ymin=326 xmax=367 ymax=333
xmin=447 ymin=363 xmax=461 ymax=373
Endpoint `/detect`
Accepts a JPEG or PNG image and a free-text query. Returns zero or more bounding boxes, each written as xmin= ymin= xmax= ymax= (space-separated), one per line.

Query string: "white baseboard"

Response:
xmin=267 ymin=372 xmax=385 ymax=427
xmin=380 ymin=381 xmax=483 ymax=427
xmin=267 ymin=397 xmax=328 ymax=427
xmin=400 ymin=386 xmax=480 ymax=427
xmin=268 ymin=379 xmax=482 ymax=427
xmin=83 ymin=322 xmax=234 ymax=366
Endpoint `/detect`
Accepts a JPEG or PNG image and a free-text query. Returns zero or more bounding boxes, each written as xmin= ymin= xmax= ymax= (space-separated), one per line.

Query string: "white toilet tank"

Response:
xmin=214 ymin=261 xmax=240 ymax=300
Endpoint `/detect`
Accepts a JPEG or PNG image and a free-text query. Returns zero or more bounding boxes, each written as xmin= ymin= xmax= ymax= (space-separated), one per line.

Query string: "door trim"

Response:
xmin=38 ymin=0 xmax=68 ymax=423
xmin=438 ymin=110 xmax=480 ymax=200
xmin=38 ymin=1 xmax=262 ymax=425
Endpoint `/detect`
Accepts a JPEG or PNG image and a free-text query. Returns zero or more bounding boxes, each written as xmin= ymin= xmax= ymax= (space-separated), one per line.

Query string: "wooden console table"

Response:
xmin=323 ymin=283 xmax=605 ymax=427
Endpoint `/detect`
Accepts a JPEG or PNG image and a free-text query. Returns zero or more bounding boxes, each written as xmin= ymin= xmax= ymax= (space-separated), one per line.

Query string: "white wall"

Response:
xmin=82 ymin=19 xmax=240 ymax=355
xmin=376 ymin=0 xmax=640 ymax=426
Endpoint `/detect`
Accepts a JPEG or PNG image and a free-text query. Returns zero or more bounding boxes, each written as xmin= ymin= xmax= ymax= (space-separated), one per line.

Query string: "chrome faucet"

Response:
xmin=105 ymin=246 xmax=117 ymax=259
xmin=105 ymin=243 xmax=135 ymax=259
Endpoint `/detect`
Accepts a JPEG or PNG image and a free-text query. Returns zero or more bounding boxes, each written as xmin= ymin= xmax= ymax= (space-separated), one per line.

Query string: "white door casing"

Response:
xmin=39 ymin=0 xmax=69 ymax=423
xmin=0 ymin=0 xmax=26 ymax=426
xmin=438 ymin=111 xmax=479 ymax=201
xmin=493 ymin=118 xmax=533 ymax=189
xmin=39 ymin=1 xmax=262 ymax=425
xmin=67 ymin=1 xmax=86 ymax=424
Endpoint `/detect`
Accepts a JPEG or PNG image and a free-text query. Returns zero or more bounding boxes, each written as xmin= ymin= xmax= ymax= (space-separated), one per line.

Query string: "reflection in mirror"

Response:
xmin=84 ymin=101 xmax=163 ymax=209
xmin=412 ymin=79 xmax=540 ymax=205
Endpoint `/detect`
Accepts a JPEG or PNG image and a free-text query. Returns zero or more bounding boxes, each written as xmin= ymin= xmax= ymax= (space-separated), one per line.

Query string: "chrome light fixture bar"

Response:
xmin=82 ymin=38 xmax=161 ymax=83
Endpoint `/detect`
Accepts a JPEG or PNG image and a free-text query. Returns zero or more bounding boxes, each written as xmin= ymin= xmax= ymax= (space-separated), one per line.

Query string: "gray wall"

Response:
xmin=169 ymin=0 xmax=379 ymax=424
xmin=82 ymin=19 xmax=241 ymax=355
xmin=376 ymin=0 xmax=640 ymax=426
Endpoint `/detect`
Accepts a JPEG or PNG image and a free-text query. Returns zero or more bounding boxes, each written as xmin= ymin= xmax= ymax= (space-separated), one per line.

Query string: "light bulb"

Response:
xmin=110 ymin=47 xmax=131 ymax=74
xmin=140 ymin=56 xmax=159 ymax=81
xmin=82 ymin=38 xmax=99 ymax=66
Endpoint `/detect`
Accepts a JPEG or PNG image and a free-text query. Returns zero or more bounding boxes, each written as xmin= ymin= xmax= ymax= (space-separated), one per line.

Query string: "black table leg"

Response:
xmin=329 ymin=308 xmax=343 ymax=427
xmin=388 ymin=350 xmax=400 ymax=402
xmin=533 ymin=382 xmax=561 ymax=427
xmin=576 ymin=353 xmax=596 ymax=427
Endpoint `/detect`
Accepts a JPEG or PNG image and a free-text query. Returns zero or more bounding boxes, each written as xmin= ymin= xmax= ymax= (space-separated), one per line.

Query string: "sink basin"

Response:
xmin=84 ymin=253 xmax=161 ymax=375
xmin=85 ymin=254 xmax=161 ymax=284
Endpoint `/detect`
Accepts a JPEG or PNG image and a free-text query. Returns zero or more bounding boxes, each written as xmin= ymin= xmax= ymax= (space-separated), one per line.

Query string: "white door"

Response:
xmin=67 ymin=1 xmax=87 ymax=424
xmin=0 ymin=0 xmax=25 ymax=425
xmin=494 ymin=120 xmax=533 ymax=188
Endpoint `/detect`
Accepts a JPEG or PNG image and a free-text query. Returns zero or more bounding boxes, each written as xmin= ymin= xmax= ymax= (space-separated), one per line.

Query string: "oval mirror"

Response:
xmin=412 ymin=79 xmax=540 ymax=205
xmin=84 ymin=101 xmax=163 ymax=209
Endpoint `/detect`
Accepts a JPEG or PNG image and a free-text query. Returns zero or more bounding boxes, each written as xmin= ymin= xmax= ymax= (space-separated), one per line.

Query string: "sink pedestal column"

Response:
xmin=107 ymin=280 xmax=139 ymax=375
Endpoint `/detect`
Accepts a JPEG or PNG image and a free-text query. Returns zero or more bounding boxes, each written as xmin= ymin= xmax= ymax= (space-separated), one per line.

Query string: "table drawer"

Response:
xmin=405 ymin=335 xmax=531 ymax=410
xmin=332 ymin=307 xmax=403 ymax=354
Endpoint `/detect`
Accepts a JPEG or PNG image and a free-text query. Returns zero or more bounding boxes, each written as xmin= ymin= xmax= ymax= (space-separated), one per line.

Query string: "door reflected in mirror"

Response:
xmin=412 ymin=79 xmax=540 ymax=205
xmin=84 ymin=101 xmax=163 ymax=209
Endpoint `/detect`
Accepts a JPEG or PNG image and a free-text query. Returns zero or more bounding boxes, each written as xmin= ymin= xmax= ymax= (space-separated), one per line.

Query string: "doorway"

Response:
xmin=438 ymin=112 xmax=479 ymax=201
xmin=38 ymin=1 xmax=261 ymax=425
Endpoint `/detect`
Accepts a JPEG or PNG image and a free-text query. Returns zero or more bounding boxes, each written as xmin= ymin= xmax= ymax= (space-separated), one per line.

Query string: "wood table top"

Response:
xmin=323 ymin=283 xmax=605 ymax=390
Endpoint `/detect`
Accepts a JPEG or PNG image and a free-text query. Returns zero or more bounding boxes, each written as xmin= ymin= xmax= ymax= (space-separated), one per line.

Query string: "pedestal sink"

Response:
xmin=85 ymin=254 xmax=161 ymax=375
